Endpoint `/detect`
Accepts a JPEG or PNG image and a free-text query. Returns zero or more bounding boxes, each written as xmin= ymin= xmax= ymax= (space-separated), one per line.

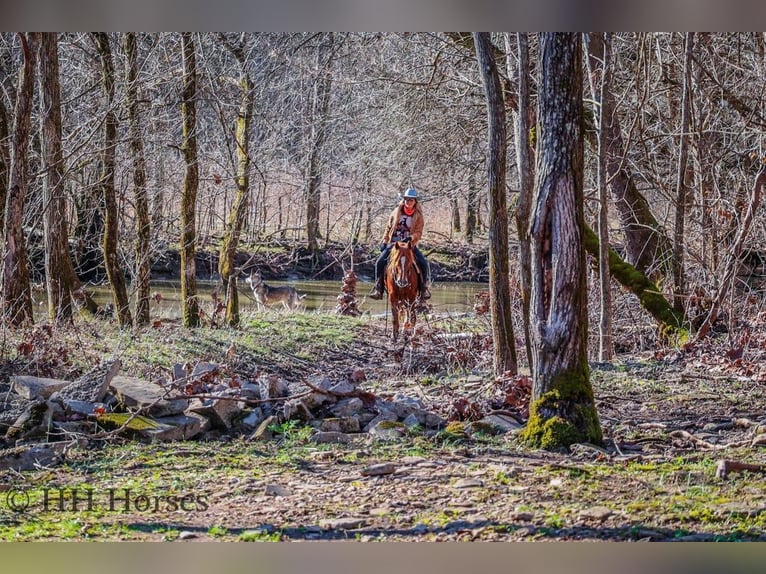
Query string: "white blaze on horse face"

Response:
xmin=397 ymin=254 xmax=409 ymax=287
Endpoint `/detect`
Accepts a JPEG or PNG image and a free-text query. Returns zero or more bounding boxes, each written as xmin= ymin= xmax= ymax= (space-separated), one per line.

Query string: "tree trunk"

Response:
xmin=474 ymin=32 xmax=517 ymax=377
xmin=521 ymin=33 xmax=602 ymax=450
xmin=93 ymin=32 xmax=132 ymax=327
xmin=217 ymin=35 xmax=254 ymax=327
xmin=0 ymin=89 xmax=9 ymax=225
xmin=450 ymin=197 xmax=461 ymax=235
xmin=582 ymin=224 xmax=687 ymax=342
xmin=585 ymin=33 xmax=673 ymax=276
xmin=509 ymin=32 xmax=534 ymax=367
xmin=672 ymin=33 xmax=694 ymax=314
xmin=305 ymin=33 xmax=334 ymax=253
xmin=124 ymin=32 xmax=152 ymax=327
xmin=464 ymin=168 xmax=477 ymax=244
xmin=40 ymin=32 xmax=83 ymax=323
xmin=586 ymin=32 xmax=615 ymax=361
xmin=180 ymin=32 xmax=200 ymax=328
xmin=2 ymin=33 xmax=37 ymax=326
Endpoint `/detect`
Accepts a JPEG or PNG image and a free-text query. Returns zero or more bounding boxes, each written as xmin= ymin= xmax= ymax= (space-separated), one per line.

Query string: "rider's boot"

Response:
xmin=420 ymin=282 xmax=431 ymax=300
xmin=369 ymin=277 xmax=384 ymax=300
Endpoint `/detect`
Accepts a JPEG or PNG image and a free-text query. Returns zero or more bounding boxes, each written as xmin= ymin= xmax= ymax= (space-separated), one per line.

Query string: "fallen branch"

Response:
xmin=716 ymin=459 xmax=766 ymax=480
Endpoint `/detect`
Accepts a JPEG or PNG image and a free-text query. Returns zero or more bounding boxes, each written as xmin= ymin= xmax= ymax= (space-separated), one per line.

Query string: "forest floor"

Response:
xmin=3 ymin=293 xmax=766 ymax=542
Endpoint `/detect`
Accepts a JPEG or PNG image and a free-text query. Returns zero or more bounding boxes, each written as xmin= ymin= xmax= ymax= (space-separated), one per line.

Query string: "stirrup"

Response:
xmin=369 ymin=284 xmax=384 ymax=300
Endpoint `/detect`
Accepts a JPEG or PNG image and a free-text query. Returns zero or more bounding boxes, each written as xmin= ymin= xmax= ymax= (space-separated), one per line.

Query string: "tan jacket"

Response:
xmin=383 ymin=201 xmax=424 ymax=246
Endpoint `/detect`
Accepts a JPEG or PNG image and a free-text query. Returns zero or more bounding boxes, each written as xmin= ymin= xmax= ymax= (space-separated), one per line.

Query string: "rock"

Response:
xmin=239 ymin=382 xmax=261 ymax=399
xmin=96 ymin=412 xmax=185 ymax=441
xmin=309 ymin=431 xmax=352 ymax=444
xmin=240 ymin=408 xmax=265 ymax=429
xmin=330 ymin=397 xmax=364 ymax=418
xmin=302 ymin=375 xmax=335 ymax=409
xmin=264 ymin=484 xmax=292 ymax=497
xmin=5 ymin=400 xmax=52 ymax=441
xmin=403 ymin=408 xmax=446 ymax=429
xmin=0 ymin=440 xmax=74 ymax=471
xmin=579 ymin=506 xmax=614 ymax=522
xmin=172 ymin=363 xmax=189 ymax=382
xmin=187 ymin=396 xmax=242 ymax=429
xmin=153 ymin=413 xmax=204 ymax=440
xmin=11 ymin=376 xmax=70 ymax=400
xmin=247 ymin=415 xmax=276 ymax=441
xmin=57 ymin=359 xmax=121 ymax=403
xmin=177 ymin=531 xmax=197 ymax=540
xmin=367 ymin=420 xmax=406 ymax=441
xmin=59 ymin=399 xmax=101 ymax=417
xmin=362 ymin=409 xmax=398 ymax=432
xmin=282 ymin=399 xmax=313 ymax=422
xmin=361 ymin=462 xmax=397 ymax=476
xmin=109 ymin=376 xmax=188 ymax=417
xmin=453 ymin=478 xmax=484 ymax=489
xmin=191 ymin=361 xmax=221 ymax=378
xmin=318 ymin=517 xmax=368 ymax=530
xmin=390 ymin=394 xmax=425 ymax=418
xmin=329 ymin=380 xmax=357 ymax=395
xmin=318 ymin=417 xmax=360 ymax=433
xmin=258 ymin=374 xmax=289 ymax=401
xmin=474 ymin=414 xmax=523 ymax=434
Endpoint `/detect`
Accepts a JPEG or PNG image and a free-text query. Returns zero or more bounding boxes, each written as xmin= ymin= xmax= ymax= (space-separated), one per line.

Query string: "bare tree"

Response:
xmin=509 ymin=32 xmax=535 ymax=366
xmin=2 ymin=33 xmax=37 ymax=326
xmin=672 ymin=33 xmax=694 ymax=315
xmin=305 ymin=33 xmax=334 ymax=253
xmin=40 ymin=33 xmax=80 ymax=323
xmin=217 ymin=33 xmax=255 ymax=327
xmin=180 ymin=32 xmax=200 ymax=327
xmin=521 ymin=33 xmax=602 ymax=450
xmin=124 ymin=32 xmax=152 ymax=327
xmin=585 ymin=32 xmax=615 ymax=361
xmin=474 ymin=32 xmax=517 ymax=377
xmin=93 ymin=32 xmax=132 ymax=327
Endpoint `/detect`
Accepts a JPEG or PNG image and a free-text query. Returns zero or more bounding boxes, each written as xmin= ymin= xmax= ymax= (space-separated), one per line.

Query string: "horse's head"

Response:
xmin=387 ymin=240 xmax=416 ymax=289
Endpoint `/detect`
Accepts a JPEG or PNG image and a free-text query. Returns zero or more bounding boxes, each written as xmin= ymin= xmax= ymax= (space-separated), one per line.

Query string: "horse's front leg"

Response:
xmin=389 ymin=299 xmax=400 ymax=341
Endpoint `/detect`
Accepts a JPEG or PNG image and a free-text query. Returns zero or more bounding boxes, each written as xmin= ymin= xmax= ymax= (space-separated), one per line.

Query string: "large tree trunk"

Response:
xmin=509 ymin=32 xmax=534 ymax=367
xmin=124 ymin=32 xmax=151 ymax=327
xmin=474 ymin=32 xmax=517 ymax=377
xmin=180 ymin=32 xmax=200 ymax=328
xmin=93 ymin=33 xmax=132 ymax=327
xmin=585 ymin=33 xmax=673 ymax=276
xmin=521 ymin=33 xmax=602 ymax=450
xmin=2 ymin=33 xmax=37 ymax=326
xmin=217 ymin=34 xmax=254 ymax=327
xmin=305 ymin=33 xmax=333 ymax=253
xmin=40 ymin=32 xmax=86 ymax=323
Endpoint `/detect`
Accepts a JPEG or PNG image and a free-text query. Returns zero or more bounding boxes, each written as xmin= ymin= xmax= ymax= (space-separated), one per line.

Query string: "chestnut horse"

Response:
xmin=384 ymin=240 xmax=420 ymax=341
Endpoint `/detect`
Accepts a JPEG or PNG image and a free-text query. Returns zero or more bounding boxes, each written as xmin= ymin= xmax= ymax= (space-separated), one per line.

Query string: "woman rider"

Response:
xmin=369 ymin=187 xmax=431 ymax=300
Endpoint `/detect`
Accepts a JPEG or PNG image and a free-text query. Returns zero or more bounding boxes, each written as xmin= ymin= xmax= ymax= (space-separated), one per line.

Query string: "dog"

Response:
xmin=245 ymin=270 xmax=305 ymax=311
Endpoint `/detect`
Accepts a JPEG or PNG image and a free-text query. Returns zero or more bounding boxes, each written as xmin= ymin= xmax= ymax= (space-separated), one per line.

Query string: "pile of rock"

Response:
xmin=1 ymin=358 xmax=522 ymax=470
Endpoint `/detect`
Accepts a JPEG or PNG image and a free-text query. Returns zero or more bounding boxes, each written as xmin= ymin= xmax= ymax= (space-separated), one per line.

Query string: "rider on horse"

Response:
xmin=370 ymin=187 xmax=431 ymax=301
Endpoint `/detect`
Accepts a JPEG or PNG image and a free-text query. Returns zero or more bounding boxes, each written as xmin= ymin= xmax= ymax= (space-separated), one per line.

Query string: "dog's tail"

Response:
xmin=298 ymin=294 xmax=307 ymax=300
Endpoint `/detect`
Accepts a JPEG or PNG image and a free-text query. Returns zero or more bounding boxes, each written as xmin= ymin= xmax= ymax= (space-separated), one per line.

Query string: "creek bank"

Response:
xmin=28 ymin=240 xmax=489 ymax=285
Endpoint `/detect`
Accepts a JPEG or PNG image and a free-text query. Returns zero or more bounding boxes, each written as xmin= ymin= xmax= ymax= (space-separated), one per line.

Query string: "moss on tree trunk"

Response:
xmin=583 ymin=224 xmax=688 ymax=345
xmin=520 ymin=365 xmax=603 ymax=450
